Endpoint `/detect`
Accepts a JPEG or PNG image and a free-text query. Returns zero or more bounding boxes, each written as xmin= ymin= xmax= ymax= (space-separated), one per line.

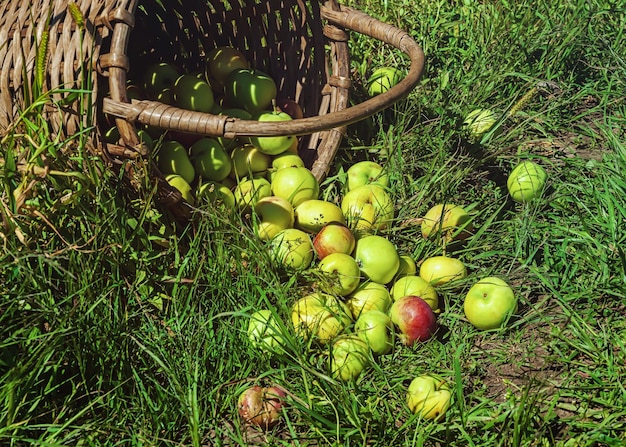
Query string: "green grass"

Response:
xmin=1 ymin=0 xmax=625 ymax=445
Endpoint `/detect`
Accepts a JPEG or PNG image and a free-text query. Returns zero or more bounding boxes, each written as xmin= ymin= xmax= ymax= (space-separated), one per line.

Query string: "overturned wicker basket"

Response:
xmin=0 ymin=0 xmax=424 ymax=220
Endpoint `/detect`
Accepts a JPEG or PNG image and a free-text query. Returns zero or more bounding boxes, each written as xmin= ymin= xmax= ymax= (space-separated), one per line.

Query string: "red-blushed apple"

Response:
xmin=345 ymin=281 xmax=392 ymax=319
xmin=419 ymin=255 xmax=467 ymax=286
xmin=253 ymin=195 xmax=295 ymax=241
xmin=276 ymin=97 xmax=304 ymax=119
xmin=247 ymin=309 xmax=286 ymax=354
xmin=341 ymin=184 xmax=394 ymax=232
xmin=354 ymin=310 xmax=394 ymax=355
xmin=238 ymin=384 xmax=287 ymax=430
xmin=346 ymin=160 xmax=389 ymax=191
xmin=250 ymin=110 xmax=296 ymax=155
xmin=390 ymin=275 xmax=439 ymax=312
xmin=229 ymin=144 xmax=271 ymax=180
xmin=317 ymin=252 xmax=361 ymax=296
xmin=507 ymin=161 xmax=548 ymax=202
xmin=353 ymin=235 xmax=400 ymax=285
xmin=407 ymin=375 xmax=452 ymax=420
xmin=294 ymin=199 xmax=345 ymax=233
xmin=224 ymin=68 xmax=277 ymax=114
xmin=271 ymin=166 xmax=320 ymax=207
xmin=463 ymin=276 xmax=517 ymax=330
xmin=421 ymin=203 xmax=473 ymax=242
xmin=312 ymin=222 xmax=356 ymax=260
xmin=389 ymin=295 xmax=437 ymax=346
xmin=330 ymin=335 xmax=370 ymax=381
xmin=291 ymin=293 xmax=352 ymax=344
xmin=268 ymin=228 xmax=314 ymax=271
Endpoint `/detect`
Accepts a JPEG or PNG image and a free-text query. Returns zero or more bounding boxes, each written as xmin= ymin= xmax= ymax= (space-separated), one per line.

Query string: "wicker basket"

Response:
xmin=0 ymin=0 xmax=425 ymax=220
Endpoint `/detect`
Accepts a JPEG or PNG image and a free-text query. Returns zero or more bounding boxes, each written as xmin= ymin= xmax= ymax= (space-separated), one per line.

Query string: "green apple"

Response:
xmin=354 ymin=310 xmax=394 ymax=355
xmin=317 ymin=252 xmax=361 ymax=296
xmin=197 ymin=181 xmax=236 ymax=209
xmin=345 ymin=281 xmax=392 ymax=319
xmin=312 ymin=222 xmax=356 ymax=260
xmin=269 ymin=228 xmax=314 ymax=270
xmin=250 ymin=110 xmax=297 ymax=155
xmin=419 ymin=256 xmax=467 ymax=286
xmin=230 ymin=144 xmax=271 ymax=180
xmin=271 ymin=166 xmax=320 ymax=207
xmin=269 ymin=152 xmax=305 ymax=182
xmin=247 ymin=309 xmax=285 ymax=353
xmin=291 ymin=292 xmax=352 ymax=344
xmin=341 ymin=184 xmax=394 ymax=232
xmin=189 ymin=137 xmax=232 ymax=181
xmin=224 ymin=68 xmax=277 ymax=114
xmin=407 ymin=375 xmax=452 ymax=420
xmin=254 ymin=195 xmax=295 ymax=241
xmin=353 ymin=235 xmax=400 ymax=285
xmin=172 ymin=74 xmax=214 ymax=112
xmin=507 ymin=161 xmax=548 ymax=202
xmin=330 ymin=335 xmax=370 ymax=381
xmin=395 ymin=255 xmax=417 ymax=278
xmin=155 ymin=140 xmax=195 ymax=184
xmin=463 ymin=108 xmax=501 ymax=143
xmin=234 ymin=177 xmax=271 ymax=212
xmin=205 ymin=46 xmax=249 ymax=89
xmin=367 ymin=67 xmax=403 ymax=96
xmin=142 ymin=62 xmax=181 ymax=100
xmin=390 ymin=275 xmax=439 ymax=312
xmin=464 ymin=277 xmax=517 ymax=330
xmin=137 ymin=129 xmax=154 ymax=151
xmin=165 ymin=174 xmax=194 ymax=205
xmin=346 ymin=160 xmax=389 ymax=191
xmin=421 ymin=203 xmax=472 ymax=242
xmin=294 ymin=199 xmax=345 ymax=233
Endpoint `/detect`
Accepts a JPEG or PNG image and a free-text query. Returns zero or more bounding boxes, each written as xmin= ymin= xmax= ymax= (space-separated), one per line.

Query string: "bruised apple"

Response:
xmin=407 ymin=375 xmax=452 ymax=420
xmin=295 ymin=199 xmax=345 ymax=233
xmin=238 ymin=384 xmax=287 ymax=430
xmin=389 ymin=296 xmax=437 ymax=346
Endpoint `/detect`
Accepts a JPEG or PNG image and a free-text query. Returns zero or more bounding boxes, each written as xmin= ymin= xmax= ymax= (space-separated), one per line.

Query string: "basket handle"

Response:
xmin=102 ymin=5 xmax=425 ymax=138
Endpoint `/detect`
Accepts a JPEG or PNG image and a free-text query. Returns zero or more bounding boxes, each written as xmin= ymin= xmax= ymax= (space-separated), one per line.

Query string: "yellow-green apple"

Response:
xmin=389 ymin=295 xmax=438 ymax=345
xmin=290 ymin=292 xmax=352 ymax=344
xmin=345 ymin=281 xmax=392 ymax=319
xmin=225 ymin=68 xmax=277 ymax=114
xmin=218 ymin=108 xmax=253 ymax=150
xmin=367 ymin=67 xmax=403 ymax=96
xmin=269 ymin=152 xmax=305 ymax=182
xmin=464 ymin=277 xmax=517 ymax=330
xmin=237 ymin=384 xmax=287 ymax=430
xmin=419 ymin=256 xmax=467 ymax=286
xmin=165 ymin=174 xmax=195 ymax=205
xmin=234 ymin=177 xmax=271 ymax=212
xmin=421 ymin=203 xmax=472 ymax=242
xmin=354 ymin=310 xmax=394 ymax=355
xmin=156 ymin=140 xmax=195 ymax=184
xmin=294 ymin=199 xmax=345 ymax=233
xmin=312 ymin=222 xmax=355 ymax=260
xmin=353 ymin=235 xmax=400 ymax=285
xmin=407 ymin=375 xmax=452 ymax=420
xmin=507 ymin=161 xmax=548 ymax=202
xmin=395 ymin=255 xmax=417 ymax=278
xmin=189 ymin=137 xmax=232 ymax=181
xmin=247 ymin=309 xmax=285 ymax=354
xmin=317 ymin=252 xmax=361 ymax=296
xmin=269 ymin=228 xmax=314 ymax=271
xmin=172 ymin=74 xmax=214 ymax=112
xmin=197 ymin=181 xmax=236 ymax=209
xmin=271 ymin=166 xmax=320 ymax=207
xmin=346 ymin=160 xmax=389 ymax=191
xmin=250 ymin=110 xmax=296 ymax=155
xmin=330 ymin=335 xmax=370 ymax=381
xmin=205 ymin=46 xmax=249 ymax=90
xmin=142 ymin=62 xmax=180 ymax=100
xmin=463 ymin=108 xmax=501 ymax=143
xmin=276 ymin=97 xmax=304 ymax=119
xmin=229 ymin=144 xmax=271 ymax=180
xmin=341 ymin=184 xmax=394 ymax=232
xmin=390 ymin=275 xmax=439 ymax=312
xmin=254 ymin=195 xmax=295 ymax=241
